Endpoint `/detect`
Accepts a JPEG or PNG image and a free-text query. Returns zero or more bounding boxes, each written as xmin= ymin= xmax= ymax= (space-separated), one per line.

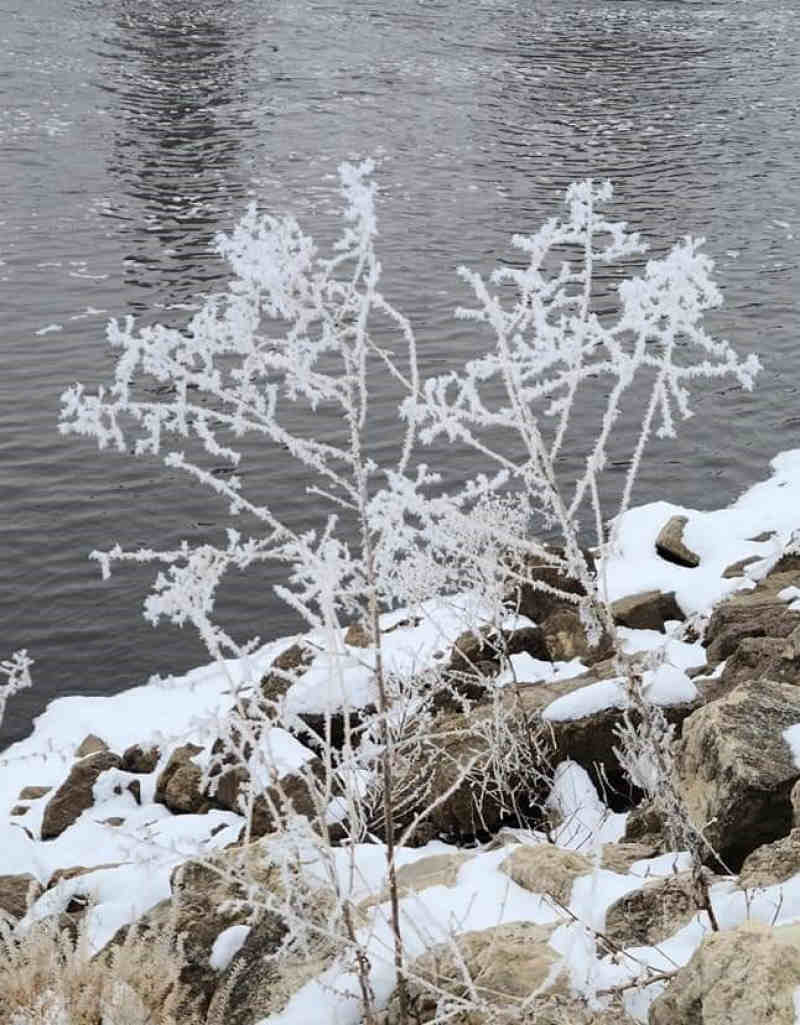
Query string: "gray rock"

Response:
xmin=41 ymin=751 xmax=122 ymax=840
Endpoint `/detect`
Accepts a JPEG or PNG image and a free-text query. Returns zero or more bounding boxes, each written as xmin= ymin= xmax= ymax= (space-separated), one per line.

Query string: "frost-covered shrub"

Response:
xmin=54 ymin=164 xmax=759 ymax=1022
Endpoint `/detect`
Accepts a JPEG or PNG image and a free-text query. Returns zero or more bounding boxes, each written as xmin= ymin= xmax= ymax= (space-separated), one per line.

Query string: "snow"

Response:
xmin=542 ymin=665 xmax=697 ymax=722
xmin=210 ymin=924 xmax=251 ymax=971
xmin=783 ymin=724 xmax=800 ymax=768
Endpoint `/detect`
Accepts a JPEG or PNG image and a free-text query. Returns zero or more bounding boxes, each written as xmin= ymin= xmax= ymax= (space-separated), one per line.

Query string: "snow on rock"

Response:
xmin=210 ymin=924 xmax=251 ymax=971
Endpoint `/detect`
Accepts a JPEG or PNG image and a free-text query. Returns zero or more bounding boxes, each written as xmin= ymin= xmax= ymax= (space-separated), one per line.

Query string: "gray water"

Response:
xmin=2 ymin=0 xmax=799 ymax=749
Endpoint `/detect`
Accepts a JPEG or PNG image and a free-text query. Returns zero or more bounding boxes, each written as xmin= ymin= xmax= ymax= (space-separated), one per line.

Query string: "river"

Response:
xmin=2 ymin=0 xmax=799 ymax=747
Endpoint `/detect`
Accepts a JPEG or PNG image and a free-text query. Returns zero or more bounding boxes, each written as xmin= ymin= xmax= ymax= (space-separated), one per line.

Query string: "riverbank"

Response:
xmin=3 ymin=449 xmax=800 ymax=1024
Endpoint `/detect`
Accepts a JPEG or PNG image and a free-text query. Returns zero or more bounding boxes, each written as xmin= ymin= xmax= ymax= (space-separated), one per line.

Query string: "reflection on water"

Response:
xmin=96 ymin=3 xmax=258 ymax=312
xmin=2 ymin=0 xmax=800 ymax=748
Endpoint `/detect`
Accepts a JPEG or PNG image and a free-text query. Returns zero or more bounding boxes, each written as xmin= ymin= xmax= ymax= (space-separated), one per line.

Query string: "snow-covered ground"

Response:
xmin=4 ymin=449 xmax=800 ymax=1022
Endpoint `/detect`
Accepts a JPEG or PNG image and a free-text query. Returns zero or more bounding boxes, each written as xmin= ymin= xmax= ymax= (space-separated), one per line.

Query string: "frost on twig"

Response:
xmin=0 ymin=650 xmax=33 ymax=732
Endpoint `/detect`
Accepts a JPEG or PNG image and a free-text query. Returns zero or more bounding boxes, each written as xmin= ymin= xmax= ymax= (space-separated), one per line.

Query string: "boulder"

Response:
xmin=675 ymin=678 xmax=800 ymax=870
xmin=385 ymin=922 xmax=564 ymax=1024
xmin=622 ymin=803 xmax=667 ymax=853
xmin=723 ymin=555 xmax=762 ymax=579
xmin=41 ymin=750 xmax=122 ymax=840
xmin=739 ymin=828 xmax=800 ymax=889
xmin=655 ymin=515 xmax=700 ymax=568
xmin=605 ymin=871 xmax=704 ymax=947
xmin=649 ymin=921 xmax=800 ymax=1025
xmin=0 ymin=873 xmax=42 ymax=921
xmin=611 ymin=590 xmax=685 ymax=632
xmin=499 ymin=843 xmax=591 ymax=905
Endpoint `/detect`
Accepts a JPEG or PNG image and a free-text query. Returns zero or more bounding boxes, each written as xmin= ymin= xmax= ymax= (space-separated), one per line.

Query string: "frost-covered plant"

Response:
xmin=57 ymin=166 xmax=759 ymax=1021
xmin=0 ymin=650 xmax=33 ymax=733
xmin=407 ymin=180 xmax=760 ymax=639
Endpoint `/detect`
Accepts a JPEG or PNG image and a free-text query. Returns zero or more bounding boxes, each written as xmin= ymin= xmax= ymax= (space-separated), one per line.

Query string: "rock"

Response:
xmin=206 ymin=912 xmax=324 ymax=1025
xmin=74 ymin=734 xmax=109 ymax=758
xmin=611 ymin=590 xmax=685 ymax=632
xmin=749 ymin=531 xmax=777 ymax=543
xmin=655 ymin=515 xmax=700 ymax=568
xmin=605 ymin=871 xmax=704 ymax=947
xmin=259 ymin=642 xmax=314 ymax=706
xmin=0 ymin=873 xmax=42 ymax=921
xmin=723 ymin=555 xmax=762 ymax=579
xmin=248 ymin=761 xmax=326 ymax=840
xmin=10 ymin=806 xmax=27 ymax=816
xmin=649 ymin=921 xmax=800 ymax=1025
xmin=499 ymin=843 xmax=591 ymax=905
xmin=155 ymin=744 xmax=206 ymax=814
xmin=675 ymin=678 xmax=800 ymax=870
xmin=600 ymin=842 xmax=659 ymax=874
xmin=344 ymin=621 xmax=372 ymax=647
xmin=41 ymin=750 xmax=123 ymax=840
xmin=739 ymin=828 xmax=800 ymax=889
xmin=361 ymin=853 xmax=474 ymax=912
xmin=540 ymin=607 xmax=611 ymax=663
xmin=704 ymin=568 xmax=800 ymax=665
xmin=121 ymin=743 xmax=161 ymax=774
xmin=385 ymin=922 xmax=564 ymax=1024
xmin=507 ymin=547 xmax=596 ymax=625
xmin=17 ymin=785 xmax=51 ymax=801
xmin=792 ymin=779 xmax=800 ymax=829
xmin=623 ymin=803 xmax=667 ymax=852
xmin=47 ymin=863 xmax=122 ymax=889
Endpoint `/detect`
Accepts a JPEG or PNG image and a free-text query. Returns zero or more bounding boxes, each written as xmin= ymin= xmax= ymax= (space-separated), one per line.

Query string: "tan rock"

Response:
xmin=0 ymin=873 xmax=42 ymax=921
xmin=155 ymin=744 xmax=206 ymax=814
xmin=649 ymin=921 xmax=800 ymax=1025
xmin=121 ymin=743 xmax=161 ymax=774
xmin=675 ymin=678 xmax=800 ymax=869
xmin=385 ymin=921 xmax=564 ymax=1024
xmin=605 ymin=871 xmax=702 ymax=947
xmin=600 ymin=842 xmax=659 ymax=874
xmin=17 ymin=785 xmax=51 ymax=801
xmin=655 ymin=515 xmax=700 ymax=568
xmin=739 ymin=828 xmax=800 ymax=889
xmin=611 ymin=590 xmax=685 ymax=631
xmin=362 ymin=852 xmax=474 ymax=912
xmin=75 ymin=734 xmax=110 ymax=758
xmin=500 ymin=843 xmax=591 ymax=905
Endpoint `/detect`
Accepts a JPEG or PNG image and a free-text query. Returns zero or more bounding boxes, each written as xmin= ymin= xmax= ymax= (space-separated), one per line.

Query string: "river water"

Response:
xmin=2 ymin=0 xmax=799 ymax=748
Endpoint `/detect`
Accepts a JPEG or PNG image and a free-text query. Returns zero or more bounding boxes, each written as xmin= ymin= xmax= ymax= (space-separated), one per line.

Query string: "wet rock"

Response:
xmin=655 ymin=515 xmax=700 ymax=568
xmin=41 ymin=750 xmax=122 ymax=840
xmin=675 ymin=678 xmax=800 ymax=870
